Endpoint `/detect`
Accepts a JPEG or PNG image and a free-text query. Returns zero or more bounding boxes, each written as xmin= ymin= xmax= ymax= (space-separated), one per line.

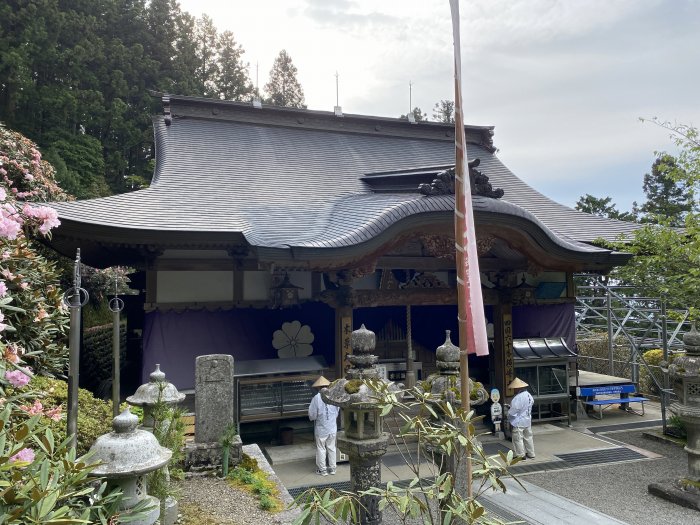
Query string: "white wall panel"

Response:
xmin=157 ymin=271 xmax=233 ymax=303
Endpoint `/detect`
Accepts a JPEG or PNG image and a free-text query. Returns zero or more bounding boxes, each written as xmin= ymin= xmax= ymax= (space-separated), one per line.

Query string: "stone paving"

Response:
xmin=267 ymin=399 xmax=699 ymax=524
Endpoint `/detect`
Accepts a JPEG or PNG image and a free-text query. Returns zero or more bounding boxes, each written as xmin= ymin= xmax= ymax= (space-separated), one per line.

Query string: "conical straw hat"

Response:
xmin=312 ymin=376 xmax=330 ymax=388
xmin=508 ymin=377 xmax=528 ymax=389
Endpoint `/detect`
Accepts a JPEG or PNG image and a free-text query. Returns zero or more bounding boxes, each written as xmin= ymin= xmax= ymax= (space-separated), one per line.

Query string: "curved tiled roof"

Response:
xmin=48 ymin=97 xmax=637 ymax=265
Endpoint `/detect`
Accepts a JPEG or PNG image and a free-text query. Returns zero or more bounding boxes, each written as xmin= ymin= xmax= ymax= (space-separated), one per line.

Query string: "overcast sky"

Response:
xmin=178 ymin=0 xmax=700 ymax=212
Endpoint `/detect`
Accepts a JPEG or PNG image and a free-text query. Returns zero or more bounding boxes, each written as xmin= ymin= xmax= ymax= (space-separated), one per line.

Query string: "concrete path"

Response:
xmin=267 ymin=400 xmax=668 ymax=524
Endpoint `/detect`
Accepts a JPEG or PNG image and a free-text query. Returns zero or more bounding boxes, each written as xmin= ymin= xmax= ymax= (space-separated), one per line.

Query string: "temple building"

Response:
xmin=44 ymin=95 xmax=638 ymax=427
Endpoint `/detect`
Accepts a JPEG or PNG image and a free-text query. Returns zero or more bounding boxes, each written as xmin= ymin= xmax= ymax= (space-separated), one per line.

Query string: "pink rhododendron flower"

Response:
xmin=2 ymin=251 xmax=10 ymax=260
xmin=22 ymin=204 xmax=60 ymax=234
xmin=45 ymin=405 xmax=62 ymax=421
xmin=34 ymin=308 xmax=48 ymax=321
xmin=10 ymin=448 xmax=35 ymax=463
xmin=19 ymin=399 xmax=43 ymax=415
xmin=0 ymin=187 xmax=5 ymax=201
xmin=1 ymin=269 xmax=15 ymax=280
xmin=5 ymin=369 xmax=30 ymax=387
xmin=19 ymin=282 xmax=28 ymax=290
xmin=0 ymin=214 xmax=22 ymax=240
xmin=0 ymin=311 xmax=7 ymax=332
xmin=0 ymin=281 xmax=6 ymax=296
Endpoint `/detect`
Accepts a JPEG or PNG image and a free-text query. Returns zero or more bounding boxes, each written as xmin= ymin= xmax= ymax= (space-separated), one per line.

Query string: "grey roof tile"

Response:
xmin=49 ymin=99 xmax=639 ymax=258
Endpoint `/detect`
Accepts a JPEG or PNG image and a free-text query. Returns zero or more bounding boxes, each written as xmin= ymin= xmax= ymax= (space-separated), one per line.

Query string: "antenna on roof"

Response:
xmin=252 ymin=61 xmax=262 ymax=109
xmin=334 ymin=71 xmax=343 ymax=117
xmin=407 ymin=81 xmax=415 ymax=123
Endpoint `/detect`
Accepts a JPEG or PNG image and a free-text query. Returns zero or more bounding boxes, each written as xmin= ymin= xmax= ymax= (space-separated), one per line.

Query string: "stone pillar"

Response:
xmin=338 ymin=438 xmax=388 ymax=525
xmin=195 ymin=354 xmax=234 ymax=443
xmin=186 ymin=354 xmax=241 ymax=471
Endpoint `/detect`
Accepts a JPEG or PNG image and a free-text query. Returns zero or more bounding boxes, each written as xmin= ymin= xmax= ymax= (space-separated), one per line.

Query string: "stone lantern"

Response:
xmin=323 ymin=324 xmax=402 ymax=525
xmin=87 ymin=408 xmax=172 ymax=525
xmin=649 ymin=323 xmax=700 ymax=509
xmin=417 ymin=330 xmax=489 ymax=501
xmin=126 ymin=364 xmax=185 ymax=431
xmin=126 ymin=364 xmax=184 ymax=525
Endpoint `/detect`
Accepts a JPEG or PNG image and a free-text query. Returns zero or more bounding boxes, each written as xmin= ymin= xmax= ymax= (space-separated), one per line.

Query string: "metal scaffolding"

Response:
xmin=574 ymin=274 xmax=688 ymax=432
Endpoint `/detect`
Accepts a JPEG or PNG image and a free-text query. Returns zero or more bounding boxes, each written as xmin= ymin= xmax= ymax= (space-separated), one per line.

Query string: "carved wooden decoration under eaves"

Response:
xmin=421 ymin=234 xmax=496 ymax=258
xmin=421 ymin=235 xmax=454 ymax=259
xmin=476 ymin=235 xmax=496 ymax=256
xmin=401 ymin=272 xmax=448 ymax=289
xmin=379 ymin=269 xmax=401 ymax=290
xmin=419 ymin=159 xmax=504 ymax=199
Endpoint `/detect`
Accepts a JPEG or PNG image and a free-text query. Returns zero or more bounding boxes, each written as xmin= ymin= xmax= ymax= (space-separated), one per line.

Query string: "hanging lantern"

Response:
xmin=270 ymin=272 xmax=303 ymax=308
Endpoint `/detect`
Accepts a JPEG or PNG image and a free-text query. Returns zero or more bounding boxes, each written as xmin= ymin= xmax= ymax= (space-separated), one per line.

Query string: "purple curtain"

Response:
xmin=512 ymin=303 xmax=576 ymax=350
xmin=142 ymin=304 xmax=334 ymax=390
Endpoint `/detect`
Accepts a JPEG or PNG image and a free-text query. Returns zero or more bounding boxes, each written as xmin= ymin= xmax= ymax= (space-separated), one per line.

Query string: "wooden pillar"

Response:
xmin=145 ymin=269 xmax=157 ymax=304
xmin=492 ymin=299 xmax=514 ymax=400
xmin=335 ymin=306 xmax=353 ymax=379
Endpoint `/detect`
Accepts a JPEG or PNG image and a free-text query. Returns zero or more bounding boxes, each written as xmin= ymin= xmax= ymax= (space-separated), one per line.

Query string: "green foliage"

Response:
xmin=640 ymin=349 xmax=666 ymax=395
xmin=607 ymin=218 xmax=700 ymax=318
xmin=29 ymin=376 xmax=114 ymax=457
xmin=80 ymin=322 xmax=126 ymax=398
xmin=0 ymin=124 xmax=70 ymax=377
xmin=432 ymin=100 xmax=455 ymax=124
xmin=44 ymin=131 xmax=110 ymax=199
xmin=400 ymin=107 xmax=427 ymax=122
xmin=147 ymin=393 xmax=186 ymax=503
xmin=0 ymin=126 xmax=145 ymax=522
xmin=0 ymin=241 xmax=70 ymax=377
xmin=632 ymin=153 xmax=694 ymax=226
xmin=0 ymin=368 xmax=155 ymax=522
xmin=668 ymin=414 xmax=687 ymax=439
xmin=264 ymin=50 xmax=306 ymax=108
xmin=293 ymin=379 xmax=517 ymax=525
xmin=606 ymin=120 xmax=700 ymax=318
xmin=217 ymin=30 xmax=254 ymax=101
xmin=0 ymin=1 xmax=254 ymax=193
xmin=228 ymin=457 xmax=283 ymax=512
xmin=575 ymin=194 xmax=636 ymax=221
xmin=220 ymin=422 xmax=238 ymax=448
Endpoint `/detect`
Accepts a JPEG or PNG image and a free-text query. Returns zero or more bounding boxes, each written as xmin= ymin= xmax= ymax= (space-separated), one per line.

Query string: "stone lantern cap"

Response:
xmin=87 ymin=408 xmax=172 ymax=478
xmin=126 ymin=364 xmax=185 ymax=407
xmin=417 ymin=330 xmax=489 ymax=406
xmin=322 ymin=324 xmax=403 ymax=410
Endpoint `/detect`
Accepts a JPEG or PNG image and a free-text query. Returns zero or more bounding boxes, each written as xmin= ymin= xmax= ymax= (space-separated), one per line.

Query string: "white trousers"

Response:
xmin=511 ymin=426 xmax=535 ymax=458
xmin=315 ymin=433 xmax=337 ymax=472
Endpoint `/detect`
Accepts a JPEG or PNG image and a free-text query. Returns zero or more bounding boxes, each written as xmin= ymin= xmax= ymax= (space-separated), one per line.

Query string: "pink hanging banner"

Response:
xmin=450 ymin=0 xmax=489 ymax=357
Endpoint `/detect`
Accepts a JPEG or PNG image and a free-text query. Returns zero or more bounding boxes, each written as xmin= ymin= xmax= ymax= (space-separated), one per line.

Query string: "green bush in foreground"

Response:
xmin=29 ymin=375 xmax=114 ymax=456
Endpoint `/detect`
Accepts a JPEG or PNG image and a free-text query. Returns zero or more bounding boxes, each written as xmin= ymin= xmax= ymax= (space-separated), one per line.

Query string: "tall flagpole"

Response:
xmin=449 ymin=0 xmax=490 ymax=500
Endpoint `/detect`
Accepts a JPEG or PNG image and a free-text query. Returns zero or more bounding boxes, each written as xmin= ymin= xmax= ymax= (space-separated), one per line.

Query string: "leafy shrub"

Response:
xmin=29 ymin=375 xmax=115 ymax=456
xmin=640 ymin=348 xmax=681 ymax=395
xmin=0 ymin=125 xmax=147 ymax=522
xmin=293 ymin=379 xmax=518 ymax=525
xmin=0 ymin=362 xmax=156 ymax=523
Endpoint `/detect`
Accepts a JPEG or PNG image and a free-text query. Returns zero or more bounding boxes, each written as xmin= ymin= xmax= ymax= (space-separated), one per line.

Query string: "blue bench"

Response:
xmin=576 ymin=385 xmax=649 ymax=420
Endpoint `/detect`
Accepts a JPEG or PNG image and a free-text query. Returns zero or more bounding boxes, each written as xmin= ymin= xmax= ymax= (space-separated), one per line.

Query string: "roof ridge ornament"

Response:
xmin=163 ymin=95 xmax=171 ymax=126
xmin=418 ymin=159 xmax=504 ymax=199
